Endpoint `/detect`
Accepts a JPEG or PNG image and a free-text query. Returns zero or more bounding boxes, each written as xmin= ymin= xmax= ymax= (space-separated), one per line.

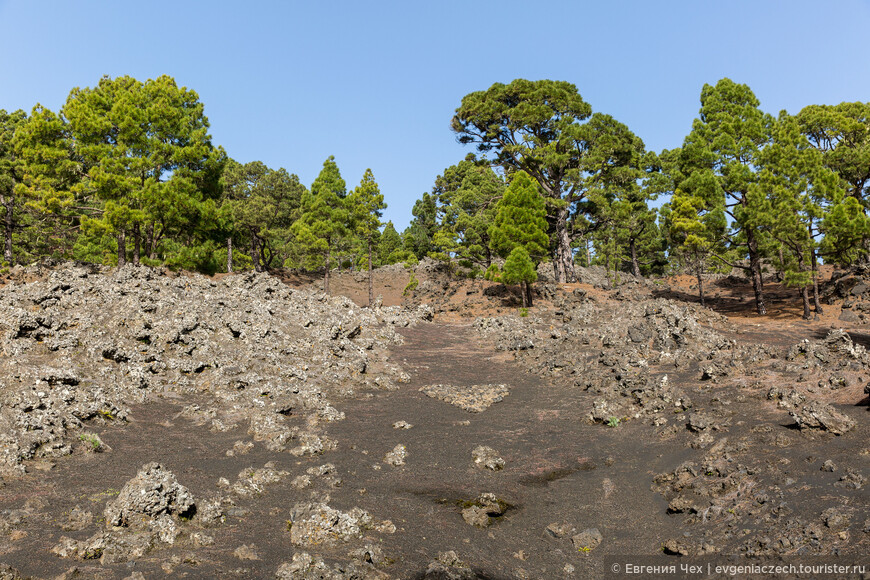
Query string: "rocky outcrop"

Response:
xmin=0 ymin=263 xmax=429 ymax=477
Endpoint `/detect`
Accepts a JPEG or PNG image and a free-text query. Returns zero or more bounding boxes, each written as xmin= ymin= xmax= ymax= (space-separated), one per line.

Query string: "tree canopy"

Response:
xmin=452 ymin=79 xmax=646 ymax=283
xmin=5 ymin=73 xmax=870 ymax=319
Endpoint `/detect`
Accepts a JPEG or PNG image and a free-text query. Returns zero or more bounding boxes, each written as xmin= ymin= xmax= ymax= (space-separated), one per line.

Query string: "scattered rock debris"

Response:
xmin=419 ymin=383 xmax=510 ymax=412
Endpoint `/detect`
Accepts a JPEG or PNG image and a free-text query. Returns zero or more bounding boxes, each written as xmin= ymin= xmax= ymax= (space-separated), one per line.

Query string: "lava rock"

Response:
xmin=789 ymin=401 xmax=855 ymax=435
xmin=104 ymin=463 xmax=195 ymax=528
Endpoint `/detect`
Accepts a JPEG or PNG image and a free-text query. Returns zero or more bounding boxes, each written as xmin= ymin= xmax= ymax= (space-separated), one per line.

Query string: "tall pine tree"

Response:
xmin=0 ymin=109 xmax=27 ymax=264
xmin=13 ymin=105 xmax=82 ymax=259
xmin=291 ymin=156 xmax=348 ymax=293
xmin=488 ymin=171 xmax=549 ymax=306
xmin=349 ymin=168 xmax=386 ymax=306
xmin=679 ymin=78 xmax=774 ymax=315
xmin=753 ymin=112 xmax=842 ymax=318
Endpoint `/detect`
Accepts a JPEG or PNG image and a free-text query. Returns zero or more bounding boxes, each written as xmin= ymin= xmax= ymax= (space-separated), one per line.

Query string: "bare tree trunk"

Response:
xmin=696 ymin=263 xmax=706 ymax=307
xmin=324 ymin=246 xmax=330 ymax=294
xmin=629 ymin=238 xmax=641 ymax=278
xmin=132 ymin=223 xmax=141 ymax=266
xmin=367 ymin=238 xmax=373 ymax=307
xmin=520 ymin=282 xmax=528 ymax=308
xmin=227 ymin=237 xmax=233 ymax=273
xmin=2 ymin=196 xmax=13 ymax=265
xmin=117 ymin=229 xmax=126 ymax=267
xmin=811 ymin=248 xmax=823 ymax=314
xmin=526 ymin=281 xmax=533 ymax=307
xmin=746 ymin=229 xmax=767 ymax=315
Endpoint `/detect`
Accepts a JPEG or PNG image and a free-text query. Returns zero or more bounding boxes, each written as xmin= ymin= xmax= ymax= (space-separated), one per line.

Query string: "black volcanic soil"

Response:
xmin=0 ymin=263 xmax=869 ymax=579
xmin=0 ymin=323 xmax=693 ymax=579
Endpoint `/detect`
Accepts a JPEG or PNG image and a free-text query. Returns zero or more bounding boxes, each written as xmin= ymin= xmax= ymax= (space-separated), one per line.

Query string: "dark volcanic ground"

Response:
xmin=2 ymin=321 xmax=869 ymax=579
xmin=1 ymin=263 xmax=870 ymax=579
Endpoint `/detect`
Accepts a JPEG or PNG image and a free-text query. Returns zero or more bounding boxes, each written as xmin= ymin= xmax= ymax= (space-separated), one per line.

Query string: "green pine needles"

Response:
xmin=486 ymin=171 xmax=548 ymax=308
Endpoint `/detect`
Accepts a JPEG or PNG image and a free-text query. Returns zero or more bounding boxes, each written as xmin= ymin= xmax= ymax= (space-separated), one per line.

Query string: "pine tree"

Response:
xmin=13 ymin=105 xmax=82 ymax=260
xmin=488 ymin=171 xmax=549 ymax=306
xmin=430 ymin=154 xmax=506 ymax=269
xmin=665 ymin=157 xmax=728 ymax=307
xmin=402 ymin=193 xmax=437 ymax=259
xmin=489 ymin=171 xmax=549 ymax=259
xmin=59 ymin=75 xmax=224 ymax=268
xmin=291 ymin=156 xmax=348 ymax=293
xmin=501 ymin=246 xmax=537 ymax=308
xmin=820 ymin=196 xmax=870 ymax=265
xmin=221 ymin=159 xmax=303 ymax=272
xmin=453 ymin=79 xmax=645 ymax=283
xmin=754 ymin=112 xmax=842 ymax=318
xmin=349 ymin=168 xmax=386 ymax=306
xmin=0 ymin=109 xmax=27 ymax=264
xmin=377 ymin=221 xmax=403 ymax=265
xmin=678 ymin=78 xmax=774 ymax=315
xmin=798 ymin=102 xmax=870 ymax=206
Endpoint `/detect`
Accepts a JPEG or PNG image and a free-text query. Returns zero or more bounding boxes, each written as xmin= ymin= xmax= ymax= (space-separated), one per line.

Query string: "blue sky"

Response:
xmin=1 ymin=1 xmax=869 ymax=230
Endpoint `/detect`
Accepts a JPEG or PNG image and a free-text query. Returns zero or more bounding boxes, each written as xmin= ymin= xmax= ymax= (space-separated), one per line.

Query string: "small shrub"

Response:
xmin=605 ymin=416 xmax=620 ymax=428
xmin=79 ymin=432 xmax=105 ymax=451
xmin=403 ymin=272 xmax=419 ymax=296
xmin=519 ymin=307 xmax=529 ymax=317
xmin=401 ymin=254 xmax=419 ymax=269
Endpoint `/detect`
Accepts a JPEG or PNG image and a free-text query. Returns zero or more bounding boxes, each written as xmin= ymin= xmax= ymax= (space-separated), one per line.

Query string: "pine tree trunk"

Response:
xmin=553 ymin=207 xmax=574 ymax=283
xmin=367 ymin=238 xmax=373 ymax=307
xmin=251 ymin=234 xmax=262 ymax=273
xmin=146 ymin=223 xmax=156 ymax=260
xmin=801 ymin=286 xmax=812 ymax=320
xmin=526 ymin=281 xmax=533 ymax=307
xmin=746 ymin=229 xmax=767 ymax=315
xmin=776 ymin=246 xmax=785 ymax=282
xmin=520 ymin=283 xmax=528 ymax=308
xmin=811 ymin=249 xmax=823 ymax=314
xmin=117 ymin=229 xmax=126 ymax=267
xmin=324 ymin=246 xmax=331 ymax=294
xmin=2 ymin=196 xmax=13 ymax=265
xmin=250 ymin=235 xmax=256 ymax=272
xmin=796 ymin=253 xmax=812 ymax=320
xmin=132 ymin=223 xmax=141 ymax=266
xmin=629 ymin=238 xmax=641 ymax=278
xmin=696 ymin=264 xmax=705 ymax=307
xmin=227 ymin=237 xmax=233 ymax=273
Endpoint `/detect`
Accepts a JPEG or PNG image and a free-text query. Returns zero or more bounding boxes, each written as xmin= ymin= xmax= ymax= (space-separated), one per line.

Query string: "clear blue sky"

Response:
xmin=2 ymin=1 xmax=869 ymax=230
